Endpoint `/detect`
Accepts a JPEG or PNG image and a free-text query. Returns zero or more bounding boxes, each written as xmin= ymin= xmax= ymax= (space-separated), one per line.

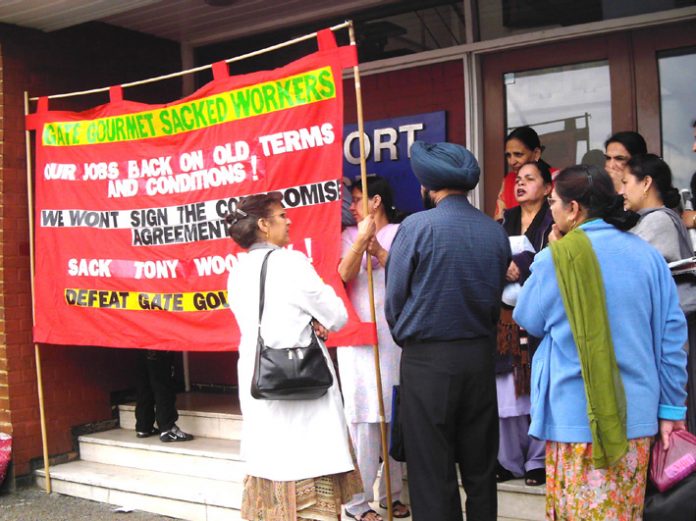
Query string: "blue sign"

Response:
xmin=343 ymin=111 xmax=446 ymax=214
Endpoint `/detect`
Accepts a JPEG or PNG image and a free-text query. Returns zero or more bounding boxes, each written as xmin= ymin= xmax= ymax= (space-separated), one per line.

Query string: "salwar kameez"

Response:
xmin=242 ymin=470 xmax=363 ymax=521
xmin=545 ymin=437 xmax=651 ymax=521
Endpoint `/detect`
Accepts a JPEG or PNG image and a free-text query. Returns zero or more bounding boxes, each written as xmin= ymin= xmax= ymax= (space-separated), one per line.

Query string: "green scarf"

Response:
xmin=550 ymin=227 xmax=628 ymax=468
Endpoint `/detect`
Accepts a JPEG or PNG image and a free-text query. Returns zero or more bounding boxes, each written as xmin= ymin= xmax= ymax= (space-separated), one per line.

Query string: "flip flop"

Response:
xmin=378 ymin=500 xmax=411 ymax=518
xmin=344 ymin=508 xmax=383 ymax=521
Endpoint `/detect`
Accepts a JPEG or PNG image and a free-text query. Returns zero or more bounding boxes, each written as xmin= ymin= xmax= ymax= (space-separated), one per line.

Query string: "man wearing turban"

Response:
xmin=385 ymin=142 xmax=511 ymax=521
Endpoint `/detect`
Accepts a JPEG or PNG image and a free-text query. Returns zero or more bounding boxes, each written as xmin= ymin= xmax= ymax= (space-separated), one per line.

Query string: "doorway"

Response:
xmin=481 ymin=20 xmax=696 ymax=215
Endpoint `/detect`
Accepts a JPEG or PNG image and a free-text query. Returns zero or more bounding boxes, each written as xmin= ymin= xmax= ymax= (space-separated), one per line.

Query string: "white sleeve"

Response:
xmin=288 ymin=251 xmax=348 ymax=332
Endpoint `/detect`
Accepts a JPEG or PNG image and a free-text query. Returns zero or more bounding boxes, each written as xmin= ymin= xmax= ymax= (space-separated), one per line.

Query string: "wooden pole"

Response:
xmin=348 ymin=21 xmax=393 ymax=521
xmin=24 ymin=91 xmax=52 ymax=493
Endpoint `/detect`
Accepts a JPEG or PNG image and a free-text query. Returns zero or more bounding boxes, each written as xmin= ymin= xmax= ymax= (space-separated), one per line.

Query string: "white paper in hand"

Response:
xmin=502 ymin=235 xmax=535 ymax=307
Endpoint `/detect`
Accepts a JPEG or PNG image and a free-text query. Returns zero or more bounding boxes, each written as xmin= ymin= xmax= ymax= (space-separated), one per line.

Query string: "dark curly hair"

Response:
xmin=225 ymin=192 xmax=283 ymax=248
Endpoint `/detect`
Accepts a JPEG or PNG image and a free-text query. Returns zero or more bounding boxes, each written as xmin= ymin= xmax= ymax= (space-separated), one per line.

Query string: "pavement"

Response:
xmin=0 ymin=485 xmax=176 ymax=521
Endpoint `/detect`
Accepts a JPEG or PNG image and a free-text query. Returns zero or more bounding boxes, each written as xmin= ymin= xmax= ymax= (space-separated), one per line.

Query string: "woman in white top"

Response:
xmin=337 ymin=176 xmax=408 ymax=521
xmin=226 ymin=192 xmax=362 ymax=521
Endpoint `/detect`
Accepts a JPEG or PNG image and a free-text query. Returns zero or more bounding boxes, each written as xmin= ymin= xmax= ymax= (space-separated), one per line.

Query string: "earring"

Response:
xmin=265 ymin=230 xmax=270 ymax=240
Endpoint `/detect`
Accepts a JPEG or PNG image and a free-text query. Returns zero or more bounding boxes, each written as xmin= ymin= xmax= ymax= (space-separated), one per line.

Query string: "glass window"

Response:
xmin=196 ymin=0 xmax=466 ymax=79
xmin=659 ymin=48 xmax=696 ymax=188
xmin=354 ymin=1 xmax=465 ymax=62
xmin=505 ymin=61 xmax=612 ymax=171
xmin=478 ymin=0 xmax=691 ymax=41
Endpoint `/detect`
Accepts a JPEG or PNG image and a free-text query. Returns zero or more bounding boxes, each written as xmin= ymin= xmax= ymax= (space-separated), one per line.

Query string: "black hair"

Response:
xmin=225 ymin=192 xmax=283 ymax=248
xmin=554 ymin=165 xmax=639 ymax=231
xmin=626 ymin=153 xmax=681 ymax=210
xmin=604 ymin=131 xmax=647 ymax=156
xmin=353 ymin=175 xmax=402 ymax=224
xmin=519 ymin=160 xmax=552 ymax=185
xmin=505 ymin=126 xmax=541 ymax=151
xmin=505 ymin=126 xmax=553 ymax=171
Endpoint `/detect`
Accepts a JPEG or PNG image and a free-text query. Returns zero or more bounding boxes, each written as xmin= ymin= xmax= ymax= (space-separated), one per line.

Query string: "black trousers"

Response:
xmin=135 ymin=350 xmax=178 ymax=432
xmin=400 ymin=337 xmax=499 ymax=521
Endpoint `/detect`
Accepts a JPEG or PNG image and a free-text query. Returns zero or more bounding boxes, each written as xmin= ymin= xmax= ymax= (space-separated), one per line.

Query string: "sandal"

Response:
xmin=524 ymin=467 xmax=546 ymax=486
xmin=344 ymin=508 xmax=383 ymax=521
xmin=496 ymin=462 xmax=515 ymax=483
xmin=378 ymin=500 xmax=410 ymax=518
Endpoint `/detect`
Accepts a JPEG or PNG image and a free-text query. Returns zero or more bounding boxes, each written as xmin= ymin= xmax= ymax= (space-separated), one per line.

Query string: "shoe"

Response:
xmin=159 ymin=424 xmax=194 ymax=442
xmin=136 ymin=428 xmax=160 ymax=438
xmin=344 ymin=509 xmax=382 ymax=521
xmin=378 ymin=500 xmax=410 ymax=518
xmin=524 ymin=467 xmax=546 ymax=486
xmin=496 ymin=462 xmax=515 ymax=482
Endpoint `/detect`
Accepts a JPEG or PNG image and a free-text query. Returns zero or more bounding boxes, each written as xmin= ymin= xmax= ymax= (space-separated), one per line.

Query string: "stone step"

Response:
xmin=495 ymin=480 xmax=544 ymax=521
xmin=118 ymin=393 xmax=242 ymax=441
xmin=36 ymin=448 xmax=543 ymax=521
xmin=35 ymin=460 xmax=241 ymax=521
xmin=78 ymin=428 xmax=244 ymax=482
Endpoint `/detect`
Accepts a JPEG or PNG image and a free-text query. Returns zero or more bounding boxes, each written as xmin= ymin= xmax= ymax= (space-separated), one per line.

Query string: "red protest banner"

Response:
xmin=25 ymin=30 xmax=374 ymax=351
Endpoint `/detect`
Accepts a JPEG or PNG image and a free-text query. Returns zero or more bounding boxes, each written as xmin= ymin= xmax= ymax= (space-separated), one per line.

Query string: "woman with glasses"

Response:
xmin=604 ymin=131 xmax=648 ymax=192
xmin=226 ymin=192 xmax=362 ymax=521
xmin=620 ymin=153 xmax=696 ymax=434
xmin=495 ymin=161 xmax=553 ymax=487
xmin=514 ymin=165 xmax=687 ymax=519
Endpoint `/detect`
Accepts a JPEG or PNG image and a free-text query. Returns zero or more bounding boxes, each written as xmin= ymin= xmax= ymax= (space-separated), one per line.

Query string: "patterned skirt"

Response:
xmin=241 ymin=469 xmax=363 ymax=521
xmin=545 ymin=437 xmax=652 ymax=521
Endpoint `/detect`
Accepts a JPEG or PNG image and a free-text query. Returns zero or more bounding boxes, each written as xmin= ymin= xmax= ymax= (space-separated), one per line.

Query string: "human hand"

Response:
xmin=356 ymin=214 xmax=376 ymax=243
xmin=682 ymin=210 xmax=696 ymax=229
xmin=506 ymin=261 xmax=520 ymax=282
xmin=659 ymin=419 xmax=686 ymax=449
xmin=548 ymin=224 xmax=564 ymax=243
xmin=311 ymin=319 xmax=329 ymax=341
xmin=366 ymin=236 xmax=384 ymax=257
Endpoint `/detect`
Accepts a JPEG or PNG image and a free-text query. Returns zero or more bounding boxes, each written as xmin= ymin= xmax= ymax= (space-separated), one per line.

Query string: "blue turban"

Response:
xmin=410 ymin=141 xmax=480 ymax=191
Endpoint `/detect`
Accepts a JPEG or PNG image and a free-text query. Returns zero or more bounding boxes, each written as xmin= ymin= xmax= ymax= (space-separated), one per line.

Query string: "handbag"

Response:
xmin=250 ymin=249 xmax=334 ymax=400
xmin=648 ymin=429 xmax=696 ymax=492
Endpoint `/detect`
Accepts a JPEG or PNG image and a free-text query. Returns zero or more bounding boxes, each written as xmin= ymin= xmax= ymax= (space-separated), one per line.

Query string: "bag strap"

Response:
xmin=642 ymin=207 xmax=694 ymax=260
xmin=258 ymin=250 xmax=274 ymax=340
xmin=256 ymin=248 xmax=317 ymax=346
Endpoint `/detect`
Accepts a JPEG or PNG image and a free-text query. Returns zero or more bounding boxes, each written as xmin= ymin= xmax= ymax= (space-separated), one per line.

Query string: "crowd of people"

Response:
xmin=223 ymin=120 xmax=696 ymax=521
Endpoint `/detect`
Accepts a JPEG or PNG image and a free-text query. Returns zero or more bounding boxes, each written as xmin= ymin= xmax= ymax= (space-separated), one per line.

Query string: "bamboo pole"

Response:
xmin=30 ymin=21 xmax=351 ymax=102
xmin=24 ymin=91 xmax=51 ymax=493
xmin=348 ymin=21 xmax=393 ymax=521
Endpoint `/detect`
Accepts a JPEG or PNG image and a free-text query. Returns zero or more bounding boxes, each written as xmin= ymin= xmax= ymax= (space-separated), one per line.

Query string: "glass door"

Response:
xmin=481 ymin=33 xmax=634 ymax=215
xmin=504 ymin=61 xmax=613 ymax=171
xmin=633 ymin=21 xmax=696 ymax=188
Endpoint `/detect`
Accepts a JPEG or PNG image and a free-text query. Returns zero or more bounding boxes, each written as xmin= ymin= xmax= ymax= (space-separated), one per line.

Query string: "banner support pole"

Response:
xmin=24 ymin=91 xmax=52 ymax=494
xmin=348 ymin=21 xmax=393 ymax=521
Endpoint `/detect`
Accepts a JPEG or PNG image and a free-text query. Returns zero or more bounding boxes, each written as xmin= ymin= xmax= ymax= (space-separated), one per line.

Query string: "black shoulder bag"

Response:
xmin=250 ymin=250 xmax=334 ymax=400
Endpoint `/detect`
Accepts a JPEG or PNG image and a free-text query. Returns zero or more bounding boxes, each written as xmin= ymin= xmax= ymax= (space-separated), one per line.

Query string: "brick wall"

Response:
xmin=0 ymin=22 xmax=181 ymax=478
xmin=343 ymin=60 xmax=465 ymax=146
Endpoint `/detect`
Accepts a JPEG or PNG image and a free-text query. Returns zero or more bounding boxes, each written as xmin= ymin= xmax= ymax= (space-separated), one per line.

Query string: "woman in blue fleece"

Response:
xmin=513 ymin=165 xmax=688 ymax=520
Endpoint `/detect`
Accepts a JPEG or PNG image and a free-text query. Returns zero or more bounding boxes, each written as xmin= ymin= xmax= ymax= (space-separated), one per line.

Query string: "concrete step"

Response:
xmin=119 ymin=393 xmax=242 ymax=440
xmin=35 ymin=460 xmax=241 ymax=521
xmin=495 ymin=480 xmax=544 ymax=521
xmin=79 ymin=428 xmax=243 ymax=482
